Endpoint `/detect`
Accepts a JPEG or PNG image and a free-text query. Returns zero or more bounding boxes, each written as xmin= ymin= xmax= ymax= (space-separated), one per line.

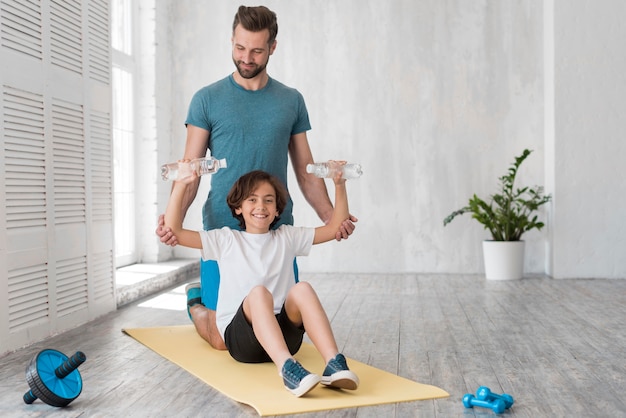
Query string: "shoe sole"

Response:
xmin=185 ymin=282 xmax=201 ymax=293
xmin=321 ymin=370 xmax=359 ymax=390
xmin=286 ymin=373 xmax=321 ymax=397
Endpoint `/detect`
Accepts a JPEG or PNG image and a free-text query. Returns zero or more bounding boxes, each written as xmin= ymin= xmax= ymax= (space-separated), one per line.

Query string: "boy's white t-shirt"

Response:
xmin=199 ymin=224 xmax=315 ymax=339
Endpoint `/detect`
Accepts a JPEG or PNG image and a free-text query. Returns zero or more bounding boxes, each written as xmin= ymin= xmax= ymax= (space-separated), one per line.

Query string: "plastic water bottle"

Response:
xmin=306 ymin=162 xmax=363 ymax=179
xmin=161 ymin=157 xmax=227 ymax=181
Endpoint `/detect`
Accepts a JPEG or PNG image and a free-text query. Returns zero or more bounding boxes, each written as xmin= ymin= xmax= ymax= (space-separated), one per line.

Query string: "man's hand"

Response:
xmin=335 ymin=215 xmax=358 ymax=241
xmin=156 ymin=214 xmax=178 ymax=246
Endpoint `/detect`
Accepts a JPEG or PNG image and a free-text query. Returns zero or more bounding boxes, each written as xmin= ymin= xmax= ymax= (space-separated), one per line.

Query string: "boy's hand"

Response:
xmin=329 ymin=160 xmax=348 ymax=185
xmin=174 ymin=159 xmax=199 ymax=185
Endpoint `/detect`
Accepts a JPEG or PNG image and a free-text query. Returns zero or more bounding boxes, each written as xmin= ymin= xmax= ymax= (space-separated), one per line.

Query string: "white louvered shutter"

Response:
xmin=0 ymin=0 xmax=115 ymax=353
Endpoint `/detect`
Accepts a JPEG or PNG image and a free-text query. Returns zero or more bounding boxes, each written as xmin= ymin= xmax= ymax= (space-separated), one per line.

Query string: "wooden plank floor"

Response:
xmin=1 ymin=273 xmax=625 ymax=417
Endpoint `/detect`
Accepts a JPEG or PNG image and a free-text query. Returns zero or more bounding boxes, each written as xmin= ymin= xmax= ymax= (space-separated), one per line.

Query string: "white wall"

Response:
xmin=159 ymin=1 xmax=624 ymax=278
xmin=547 ymin=0 xmax=626 ymax=278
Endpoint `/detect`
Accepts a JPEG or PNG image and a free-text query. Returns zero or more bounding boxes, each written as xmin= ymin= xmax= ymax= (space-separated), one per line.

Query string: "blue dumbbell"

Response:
xmin=463 ymin=393 xmax=505 ymax=414
xmin=476 ymin=386 xmax=514 ymax=409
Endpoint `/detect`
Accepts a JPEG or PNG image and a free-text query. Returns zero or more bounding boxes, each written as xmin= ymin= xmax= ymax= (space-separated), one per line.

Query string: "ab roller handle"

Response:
xmin=23 ymin=349 xmax=86 ymax=407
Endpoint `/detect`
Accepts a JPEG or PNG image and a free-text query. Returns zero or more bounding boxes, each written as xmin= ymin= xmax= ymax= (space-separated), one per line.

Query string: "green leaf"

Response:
xmin=442 ymin=149 xmax=552 ymax=241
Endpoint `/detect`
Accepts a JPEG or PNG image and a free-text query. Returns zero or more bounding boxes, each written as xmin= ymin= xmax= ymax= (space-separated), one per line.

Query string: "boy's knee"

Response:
xmin=248 ymin=285 xmax=272 ymax=300
xmin=292 ymin=281 xmax=314 ymax=295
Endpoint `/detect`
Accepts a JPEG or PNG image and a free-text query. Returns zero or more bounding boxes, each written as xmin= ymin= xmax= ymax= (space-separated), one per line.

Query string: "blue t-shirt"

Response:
xmin=185 ymin=74 xmax=311 ymax=231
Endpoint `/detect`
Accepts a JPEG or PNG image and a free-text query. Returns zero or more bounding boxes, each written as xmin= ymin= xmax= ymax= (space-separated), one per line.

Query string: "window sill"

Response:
xmin=115 ymin=259 xmax=200 ymax=307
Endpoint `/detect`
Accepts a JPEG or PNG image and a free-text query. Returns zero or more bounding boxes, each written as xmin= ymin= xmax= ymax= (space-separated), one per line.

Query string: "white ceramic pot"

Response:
xmin=482 ymin=240 xmax=525 ymax=280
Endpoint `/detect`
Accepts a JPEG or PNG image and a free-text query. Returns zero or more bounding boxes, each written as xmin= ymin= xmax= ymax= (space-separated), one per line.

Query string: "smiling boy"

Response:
xmin=164 ymin=166 xmax=359 ymax=397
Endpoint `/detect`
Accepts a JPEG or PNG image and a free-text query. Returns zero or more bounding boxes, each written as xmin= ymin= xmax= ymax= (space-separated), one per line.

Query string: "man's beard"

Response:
xmin=233 ymin=58 xmax=268 ymax=79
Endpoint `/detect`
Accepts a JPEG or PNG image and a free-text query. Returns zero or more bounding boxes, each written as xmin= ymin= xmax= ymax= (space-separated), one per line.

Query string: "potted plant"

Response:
xmin=443 ymin=149 xmax=551 ymax=280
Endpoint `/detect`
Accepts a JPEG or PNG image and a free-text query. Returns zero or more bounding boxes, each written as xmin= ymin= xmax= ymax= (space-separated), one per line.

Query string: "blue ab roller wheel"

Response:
xmin=23 ymin=349 xmax=86 ymax=407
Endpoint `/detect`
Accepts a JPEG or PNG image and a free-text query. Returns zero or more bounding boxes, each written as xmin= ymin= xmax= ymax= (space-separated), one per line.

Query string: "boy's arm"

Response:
xmin=156 ymin=125 xmax=210 ymax=246
xmin=289 ymin=134 xmax=358 ymax=241
xmin=164 ymin=179 xmax=203 ymax=249
xmin=312 ymin=172 xmax=349 ymax=245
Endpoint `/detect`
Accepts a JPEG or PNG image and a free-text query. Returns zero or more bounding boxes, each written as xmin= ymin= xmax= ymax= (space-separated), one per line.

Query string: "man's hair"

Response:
xmin=226 ymin=170 xmax=288 ymax=230
xmin=232 ymin=5 xmax=278 ymax=45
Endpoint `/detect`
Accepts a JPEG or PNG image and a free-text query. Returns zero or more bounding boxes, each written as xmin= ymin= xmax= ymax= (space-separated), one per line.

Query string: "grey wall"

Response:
xmin=161 ymin=0 xmax=625 ymax=278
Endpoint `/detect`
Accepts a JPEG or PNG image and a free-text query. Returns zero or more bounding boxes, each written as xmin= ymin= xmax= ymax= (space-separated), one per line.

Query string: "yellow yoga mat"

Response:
xmin=123 ymin=325 xmax=449 ymax=416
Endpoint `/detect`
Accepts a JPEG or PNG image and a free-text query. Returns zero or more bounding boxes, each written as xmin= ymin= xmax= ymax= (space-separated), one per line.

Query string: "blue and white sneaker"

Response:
xmin=321 ymin=353 xmax=359 ymax=390
xmin=280 ymin=358 xmax=321 ymax=397
xmin=185 ymin=282 xmax=203 ymax=321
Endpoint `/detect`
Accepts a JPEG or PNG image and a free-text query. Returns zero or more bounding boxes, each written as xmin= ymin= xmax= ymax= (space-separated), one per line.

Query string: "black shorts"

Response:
xmin=224 ymin=302 xmax=305 ymax=363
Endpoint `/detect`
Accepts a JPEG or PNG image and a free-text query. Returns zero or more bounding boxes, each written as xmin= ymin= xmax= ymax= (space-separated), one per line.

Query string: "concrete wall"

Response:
xmin=156 ymin=0 xmax=625 ymax=278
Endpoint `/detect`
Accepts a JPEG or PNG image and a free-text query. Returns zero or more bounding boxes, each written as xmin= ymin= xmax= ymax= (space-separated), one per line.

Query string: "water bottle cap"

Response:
xmin=305 ymin=164 xmax=315 ymax=174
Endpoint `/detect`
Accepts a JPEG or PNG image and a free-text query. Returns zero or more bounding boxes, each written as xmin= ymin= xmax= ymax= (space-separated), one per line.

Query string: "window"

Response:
xmin=111 ymin=0 xmax=136 ymax=266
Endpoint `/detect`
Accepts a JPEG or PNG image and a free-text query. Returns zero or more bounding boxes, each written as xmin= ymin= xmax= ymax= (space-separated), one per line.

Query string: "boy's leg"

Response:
xmin=240 ymin=285 xmax=320 ymax=397
xmin=284 ymin=281 xmax=339 ymax=362
xmin=242 ymin=286 xmax=294 ymax=368
xmin=224 ymin=297 xmax=304 ymax=363
xmin=188 ymin=259 xmax=226 ymax=350
xmin=284 ymin=281 xmax=359 ymax=390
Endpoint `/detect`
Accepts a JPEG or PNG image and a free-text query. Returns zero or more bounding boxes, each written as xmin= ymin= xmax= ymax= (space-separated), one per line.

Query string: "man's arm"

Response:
xmin=288 ymin=132 xmax=357 ymax=240
xmin=156 ymin=125 xmax=210 ymax=246
xmin=288 ymin=132 xmax=333 ymax=222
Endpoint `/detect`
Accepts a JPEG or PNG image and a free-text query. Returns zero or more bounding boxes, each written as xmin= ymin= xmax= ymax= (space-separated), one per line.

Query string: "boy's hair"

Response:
xmin=232 ymin=5 xmax=278 ymax=46
xmin=226 ymin=170 xmax=288 ymax=230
